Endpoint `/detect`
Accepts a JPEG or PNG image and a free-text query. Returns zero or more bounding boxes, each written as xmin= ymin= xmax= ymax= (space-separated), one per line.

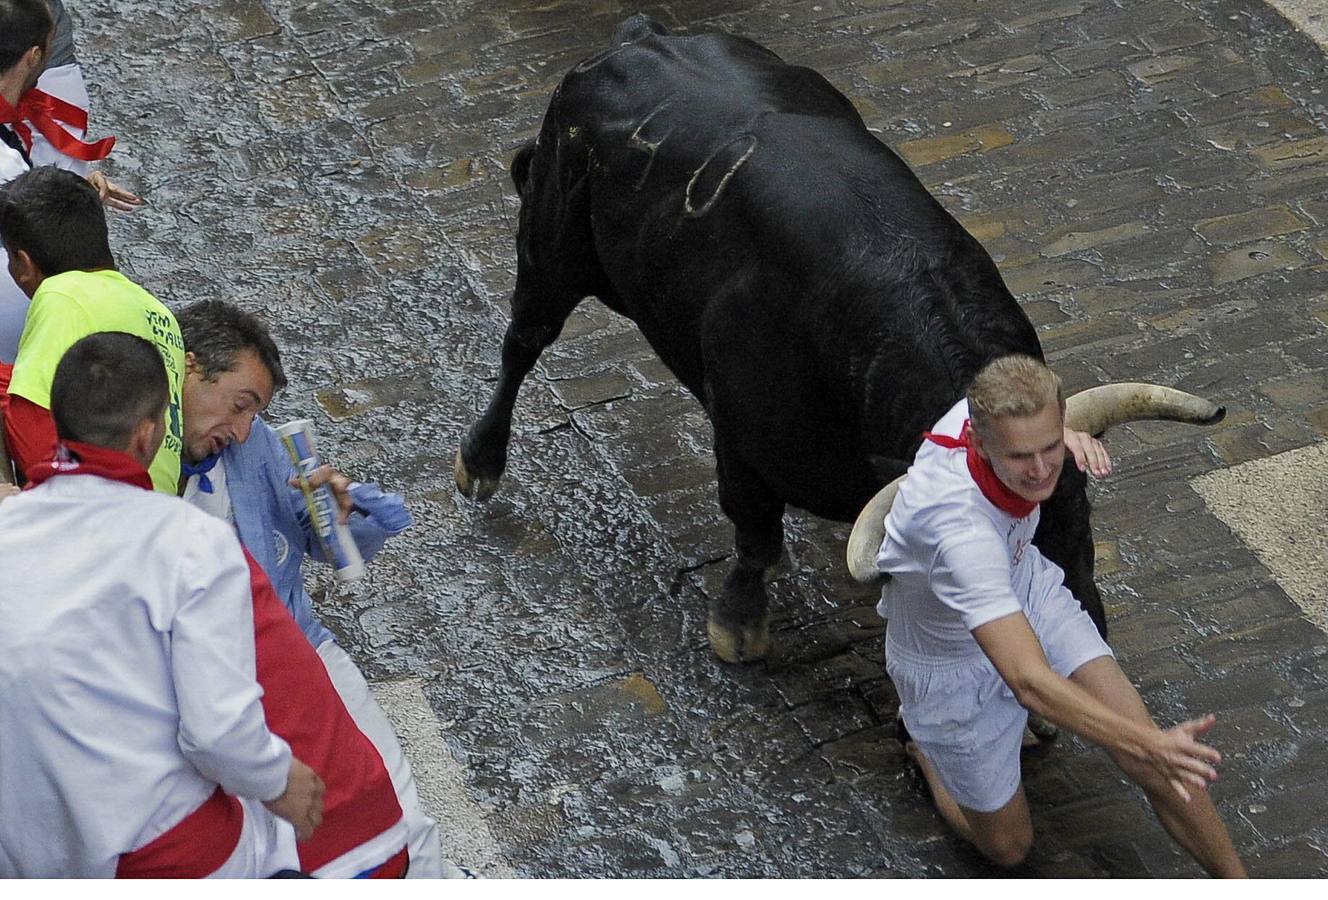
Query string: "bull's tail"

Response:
xmin=612 ymin=13 xmax=668 ymax=45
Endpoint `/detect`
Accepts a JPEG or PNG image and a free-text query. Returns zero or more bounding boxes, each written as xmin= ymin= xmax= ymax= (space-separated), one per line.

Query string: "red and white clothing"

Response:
xmin=0 ymin=446 xmax=296 ymax=877
xmin=875 ymin=399 xmax=1111 ymax=812
xmin=25 ymin=63 xmax=97 ymax=176
xmin=184 ymin=423 xmax=440 ymax=877
xmin=1 ymin=57 xmax=111 ymax=363
xmin=244 ymin=549 xmax=409 ymax=877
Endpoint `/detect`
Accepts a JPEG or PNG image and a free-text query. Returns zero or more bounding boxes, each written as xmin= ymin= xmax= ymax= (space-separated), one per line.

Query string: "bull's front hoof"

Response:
xmin=707 ymin=615 xmax=770 ymax=663
xmin=454 ymin=447 xmax=502 ymax=501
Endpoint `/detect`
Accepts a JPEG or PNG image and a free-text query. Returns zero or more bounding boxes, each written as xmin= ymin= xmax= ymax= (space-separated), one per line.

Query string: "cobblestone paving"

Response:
xmin=74 ymin=0 xmax=1328 ymax=877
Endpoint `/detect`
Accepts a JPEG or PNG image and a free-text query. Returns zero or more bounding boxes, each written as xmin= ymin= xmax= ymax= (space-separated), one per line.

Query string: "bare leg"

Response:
xmin=1069 ymin=656 xmax=1247 ymax=877
xmin=904 ymin=740 xmax=1034 ymax=868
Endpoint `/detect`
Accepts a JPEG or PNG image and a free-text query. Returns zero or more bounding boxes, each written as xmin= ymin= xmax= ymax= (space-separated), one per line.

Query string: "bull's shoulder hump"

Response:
xmin=554 ymin=30 xmax=829 ymax=126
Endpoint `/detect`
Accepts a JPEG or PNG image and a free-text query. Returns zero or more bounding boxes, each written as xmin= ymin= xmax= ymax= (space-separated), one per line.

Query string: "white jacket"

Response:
xmin=0 ymin=474 xmax=292 ymax=877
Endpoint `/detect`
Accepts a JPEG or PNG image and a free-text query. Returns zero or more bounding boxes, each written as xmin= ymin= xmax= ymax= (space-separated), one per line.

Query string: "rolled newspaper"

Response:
xmin=275 ymin=418 xmax=365 ymax=581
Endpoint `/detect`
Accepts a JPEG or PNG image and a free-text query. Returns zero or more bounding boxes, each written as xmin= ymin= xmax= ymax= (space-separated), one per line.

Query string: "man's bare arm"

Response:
xmin=972 ymin=612 xmax=1220 ymax=801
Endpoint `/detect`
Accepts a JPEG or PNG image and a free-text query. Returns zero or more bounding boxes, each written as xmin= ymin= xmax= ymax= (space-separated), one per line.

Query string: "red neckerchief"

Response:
xmin=923 ymin=419 xmax=1038 ymax=519
xmin=0 ymin=89 xmax=116 ymax=161
xmin=24 ymin=440 xmax=153 ymax=491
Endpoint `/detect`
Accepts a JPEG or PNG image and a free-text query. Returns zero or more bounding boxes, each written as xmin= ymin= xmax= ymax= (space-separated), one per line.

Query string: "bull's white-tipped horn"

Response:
xmin=846 ymin=475 xmax=905 ymax=583
xmin=1064 ymin=383 xmax=1226 ymax=437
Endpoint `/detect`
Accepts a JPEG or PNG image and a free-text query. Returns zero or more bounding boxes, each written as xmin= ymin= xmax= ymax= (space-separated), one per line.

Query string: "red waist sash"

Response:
xmin=116 ymin=787 xmax=244 ymax=879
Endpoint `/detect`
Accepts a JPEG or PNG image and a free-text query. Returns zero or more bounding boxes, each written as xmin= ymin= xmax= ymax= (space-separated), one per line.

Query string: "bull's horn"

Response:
xmin=1064 ymin=383 xmax=1225 ymax=437
xmin=846 ymin=475 xmax=905 ymax=583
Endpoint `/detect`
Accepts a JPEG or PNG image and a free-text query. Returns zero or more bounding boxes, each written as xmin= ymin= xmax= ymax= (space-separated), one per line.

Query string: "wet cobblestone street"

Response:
xmin=74 ymin=0 xmax=1328 ymax=877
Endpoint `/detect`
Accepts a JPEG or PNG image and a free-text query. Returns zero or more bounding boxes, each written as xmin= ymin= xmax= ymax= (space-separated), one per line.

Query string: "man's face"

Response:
xmin=972 ymin=403 xmax=1066 ymax=504
xmin=180 ymin=348 xmax=275 ymax=463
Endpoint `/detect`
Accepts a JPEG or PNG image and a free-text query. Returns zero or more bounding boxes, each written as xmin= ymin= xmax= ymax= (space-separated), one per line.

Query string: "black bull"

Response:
xmin=455 ymin=15 xmax=1222 ymax=662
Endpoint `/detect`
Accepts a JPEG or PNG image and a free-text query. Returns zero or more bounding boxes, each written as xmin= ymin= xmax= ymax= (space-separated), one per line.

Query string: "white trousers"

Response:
xmin=207 ymin=796 xmax=299 ymax=878
xmin=318 ymin=640 xmax=445 ymax=878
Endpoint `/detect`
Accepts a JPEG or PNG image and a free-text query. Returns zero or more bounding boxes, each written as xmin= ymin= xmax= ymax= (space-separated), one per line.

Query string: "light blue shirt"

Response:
xmin=213 ymin=417 xmax=411 ymax=648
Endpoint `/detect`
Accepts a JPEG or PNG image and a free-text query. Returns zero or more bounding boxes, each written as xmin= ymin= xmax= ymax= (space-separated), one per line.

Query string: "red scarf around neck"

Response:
xmin=923 ymin=419 xmax=1037 ymax=519
xmin=0 ymin=89 xmax=116 ymax=161
xmin=24 ymin=440 xmax=153 ymax=491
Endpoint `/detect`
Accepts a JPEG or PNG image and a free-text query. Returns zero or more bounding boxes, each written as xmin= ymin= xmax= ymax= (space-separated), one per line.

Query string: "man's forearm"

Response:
xmin=1008 ymin=660 xmax=1155 ymax=759
xmin=972 ymin=612 xmax=1155 ymax=760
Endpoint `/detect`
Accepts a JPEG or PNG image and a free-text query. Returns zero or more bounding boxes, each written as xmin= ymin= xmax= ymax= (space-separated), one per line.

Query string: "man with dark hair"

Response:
xmin=0 ymin=1 xmax=50 ymax=129
xmin=0 ymin=0 xmax=53 ymax=362
xmin=48 ymin=321 xmax=168 ymax=445
xmin=175 ymin=298 xmax=448 ymax=877
xmin=22 ymin=0 xmax=135 ymax=195
xmin=0 ymin=165 xmax=184 ymax=493
xmin=0 ymin=0 xmax=138 ymax=362
xmin=0 ymin=162 xmax=113 ymax=272
xmin=876 ymin=354 xmax=1245 ymax=875
xmin=0 ymin=331 xmax=325 ymax=877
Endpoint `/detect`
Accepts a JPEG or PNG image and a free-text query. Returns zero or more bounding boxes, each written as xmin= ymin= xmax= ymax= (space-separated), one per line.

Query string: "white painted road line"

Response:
xmin=1265 ymin=0 xmax=1328 ymax=48
xmin=371 ymin=677 xmax=518 ymax=878
xmin=1192 ymin=442 xmax=1328 ymax=635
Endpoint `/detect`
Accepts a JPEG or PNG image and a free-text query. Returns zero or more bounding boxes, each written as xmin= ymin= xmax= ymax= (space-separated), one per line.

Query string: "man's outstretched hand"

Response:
xmin=1145 ymin=713 xmax=1222 ymax=803
xmin=85 ymin=170 xmax=143 ymax=212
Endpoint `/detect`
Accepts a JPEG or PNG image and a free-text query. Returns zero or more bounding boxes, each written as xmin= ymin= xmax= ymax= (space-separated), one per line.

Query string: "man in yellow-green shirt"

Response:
xmin=0 ymin=166 xmax=182 ymax=492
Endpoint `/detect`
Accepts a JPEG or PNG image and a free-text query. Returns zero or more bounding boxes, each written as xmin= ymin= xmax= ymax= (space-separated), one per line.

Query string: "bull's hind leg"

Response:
xmin=709 ymin=443 xmax=784 ymax=663
xmin=455 ymin=286 xmax=580 ymax=500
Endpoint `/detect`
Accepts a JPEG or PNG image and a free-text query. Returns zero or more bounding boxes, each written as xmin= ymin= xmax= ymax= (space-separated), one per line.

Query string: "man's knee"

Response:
xmin=966 ymin=793 xmax=1035 ymax=868
xmin=979 ymin=825 xmax=1034 ymax=868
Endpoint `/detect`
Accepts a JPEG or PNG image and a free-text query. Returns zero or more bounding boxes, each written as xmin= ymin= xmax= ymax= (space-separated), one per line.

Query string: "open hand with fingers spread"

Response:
xmin=1146 ymin=713 xmax=1222 ymax=802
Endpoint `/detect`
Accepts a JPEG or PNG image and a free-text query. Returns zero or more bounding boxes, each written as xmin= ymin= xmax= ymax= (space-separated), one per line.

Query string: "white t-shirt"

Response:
xmin=26 ymin=62 xmax=94 ymax=176
xmin=875 ymin=398 xmax=1071 ymax=661
xmin=183 ymin=455 xmax=234 ymax=524
xmin=0 ymin=474 xmax=292 ymax=877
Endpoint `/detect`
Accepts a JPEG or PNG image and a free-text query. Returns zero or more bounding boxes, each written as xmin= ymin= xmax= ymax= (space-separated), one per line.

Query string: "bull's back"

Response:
xmin=540 ymin=27 xmax=971 ymax=359
xmin=522 ymin=21 xmax=1041 ymax=516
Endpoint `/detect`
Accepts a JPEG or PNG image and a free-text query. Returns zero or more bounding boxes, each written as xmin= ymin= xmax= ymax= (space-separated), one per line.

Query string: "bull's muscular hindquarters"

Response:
xmin=455 ymin=15 xmax=1222 ymax=664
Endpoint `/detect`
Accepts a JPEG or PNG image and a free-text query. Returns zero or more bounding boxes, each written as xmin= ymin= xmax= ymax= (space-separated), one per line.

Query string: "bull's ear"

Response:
xmin=510 ymin=140 xmax=537 ymax=193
